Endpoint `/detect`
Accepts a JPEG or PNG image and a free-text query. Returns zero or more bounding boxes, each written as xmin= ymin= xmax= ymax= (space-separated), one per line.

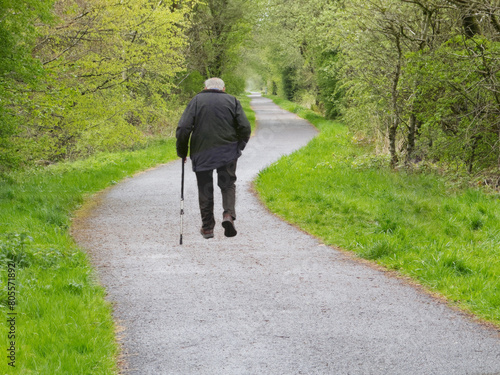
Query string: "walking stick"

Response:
xmin=180 ymin=157 xmax=185 ymax=245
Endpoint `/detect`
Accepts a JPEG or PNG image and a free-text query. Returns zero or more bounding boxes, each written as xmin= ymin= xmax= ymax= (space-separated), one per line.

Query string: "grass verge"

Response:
xmin=255 ymin=95 xmax=500 ymax=326
xmin=0 ymin=139 xmax=178 ymax=374
xmin=238 ymin=94 xmax=257 ymax=133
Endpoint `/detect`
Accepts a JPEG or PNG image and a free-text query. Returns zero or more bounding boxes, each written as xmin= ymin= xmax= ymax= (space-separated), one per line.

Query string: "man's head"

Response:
xmin=204 ymin=77 xmax=225 ymax=91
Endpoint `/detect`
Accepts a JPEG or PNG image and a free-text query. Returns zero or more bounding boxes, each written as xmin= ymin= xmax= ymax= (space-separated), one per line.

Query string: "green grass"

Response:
xmin=238 ymin=95 xmax=257 ymax=133
xmin=256 ymin=96 xmax=500 ymax=326
xmin=0 ymin=139 xmax=178 ymax=374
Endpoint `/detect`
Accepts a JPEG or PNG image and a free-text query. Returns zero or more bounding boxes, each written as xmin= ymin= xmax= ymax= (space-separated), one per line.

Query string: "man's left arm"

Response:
xmin=234 ymin=99 xmax=251 ymax=151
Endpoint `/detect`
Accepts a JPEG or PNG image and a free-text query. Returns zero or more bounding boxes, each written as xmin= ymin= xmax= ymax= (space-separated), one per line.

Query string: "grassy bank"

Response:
xmin=255 ymin=96 xmax=500 ymax=326
xmin=0 ymin=139 xmax=178 ymax=374
xmin=239 ymin=94 xmax=257 ymax=133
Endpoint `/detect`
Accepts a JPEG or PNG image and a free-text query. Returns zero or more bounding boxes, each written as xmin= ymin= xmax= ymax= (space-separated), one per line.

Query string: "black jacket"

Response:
xmin=176 ymin=89 xmax=251 ymax=172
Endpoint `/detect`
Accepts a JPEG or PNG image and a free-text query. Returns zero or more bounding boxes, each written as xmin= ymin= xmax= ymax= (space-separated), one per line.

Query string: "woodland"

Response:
xmin=2 ymin=0 xmax=500 ymax=184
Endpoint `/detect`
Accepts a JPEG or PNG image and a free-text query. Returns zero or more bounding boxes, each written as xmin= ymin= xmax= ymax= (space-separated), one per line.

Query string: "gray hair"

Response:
xmin=204 ymin=77 xmax=225 ymax=91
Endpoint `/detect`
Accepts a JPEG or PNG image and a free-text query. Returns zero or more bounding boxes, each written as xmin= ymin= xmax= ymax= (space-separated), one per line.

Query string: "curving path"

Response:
xmin=73 ymin=94 xmax=500 ymax=375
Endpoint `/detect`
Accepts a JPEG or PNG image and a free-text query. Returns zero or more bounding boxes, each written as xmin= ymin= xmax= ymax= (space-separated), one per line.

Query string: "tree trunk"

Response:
xmin=389 ymin=120 xmax=399 ymax=167
xmin=498 ymin=124 xmax=500 ymax=171
xmin=390 ymin=34 xmax=402 ymax=168
xmin=467 ymin=135 xmax=481 ymax=174
xmin=406 ymin=112 xmax=417 ymax=164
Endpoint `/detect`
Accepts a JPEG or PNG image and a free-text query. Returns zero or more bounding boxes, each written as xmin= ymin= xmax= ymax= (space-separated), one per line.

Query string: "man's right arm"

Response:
xmin=176 ymin=98 xmax=196 ymax=158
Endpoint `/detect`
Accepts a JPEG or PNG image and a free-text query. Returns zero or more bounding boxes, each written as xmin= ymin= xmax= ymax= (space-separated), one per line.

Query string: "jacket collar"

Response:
xmin=200 ymin=89 xmax=226 ymax=94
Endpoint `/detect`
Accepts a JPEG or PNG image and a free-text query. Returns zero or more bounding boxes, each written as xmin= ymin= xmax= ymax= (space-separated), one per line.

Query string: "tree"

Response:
xmin=0 ymin=0 xmax=55 ymax=170
xmin=331 ymin=0 xmax=500 ymax=174
xmin=5 ymin=0 xmax=196 ymax=166
xmin=185 ymin=0 xmax=253 ymax=94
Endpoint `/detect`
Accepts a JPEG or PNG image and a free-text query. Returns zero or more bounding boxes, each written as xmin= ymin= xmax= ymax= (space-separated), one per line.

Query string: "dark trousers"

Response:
xmin=195 ymin=160 xmax=237 ymax=230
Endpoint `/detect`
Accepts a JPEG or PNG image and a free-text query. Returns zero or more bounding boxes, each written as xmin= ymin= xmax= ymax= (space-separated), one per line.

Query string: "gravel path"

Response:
xmin=73 ymin=94 xmax=500 ymax=375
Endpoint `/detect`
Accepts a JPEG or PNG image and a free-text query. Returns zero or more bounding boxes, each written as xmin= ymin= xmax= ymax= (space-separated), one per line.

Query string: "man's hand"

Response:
xmin=238 ymin=141 xmax=247 ymax=151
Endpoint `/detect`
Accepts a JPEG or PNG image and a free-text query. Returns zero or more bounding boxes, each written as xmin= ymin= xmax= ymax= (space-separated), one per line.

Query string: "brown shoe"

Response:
xmin=200 ymin=228 xmax=214 ymax=239
xmin=222 ymin=214 xmax=237 ymax=237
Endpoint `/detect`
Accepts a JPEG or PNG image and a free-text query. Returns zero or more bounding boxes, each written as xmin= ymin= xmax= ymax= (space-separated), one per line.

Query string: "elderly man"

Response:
xmin=176 ymin=77 xmax=251 ymax=239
